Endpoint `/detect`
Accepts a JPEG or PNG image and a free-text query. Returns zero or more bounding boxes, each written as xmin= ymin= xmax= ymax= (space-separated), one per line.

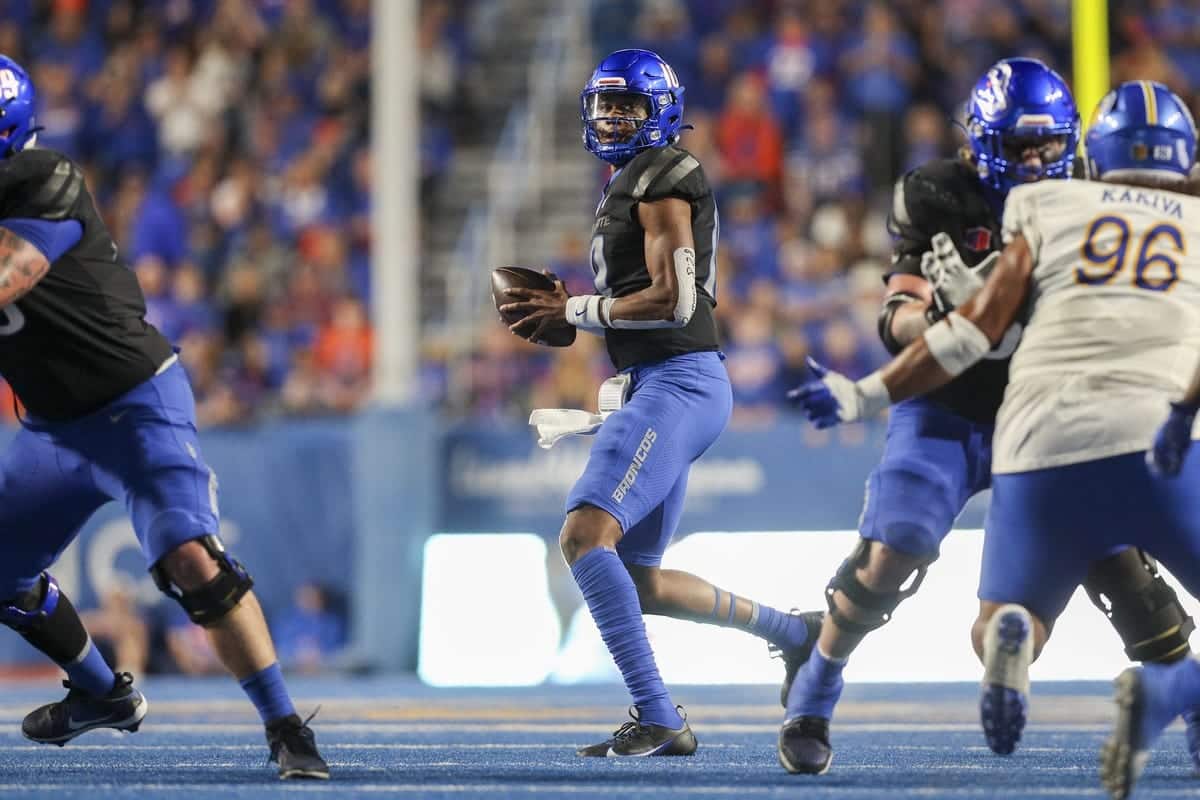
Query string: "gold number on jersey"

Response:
xmin=1076 ymin=214 xmax=1184 ymax=292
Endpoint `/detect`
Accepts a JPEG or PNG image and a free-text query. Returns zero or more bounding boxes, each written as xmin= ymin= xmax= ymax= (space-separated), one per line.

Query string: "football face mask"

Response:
xmin=585 ymin=91 xmax=652 ymax=146
xmin=999 ymin=133 xmax=1070 ymax=183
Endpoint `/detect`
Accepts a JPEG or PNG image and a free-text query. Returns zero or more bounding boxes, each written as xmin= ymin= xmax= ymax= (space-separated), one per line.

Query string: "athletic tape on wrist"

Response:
xmin=856 ymin=372 xmax=892 ymax=419
xmin=922 ymin=312 xmax=991 ymax=376
xmin=566 ymin=295 xmax=610 ymax=330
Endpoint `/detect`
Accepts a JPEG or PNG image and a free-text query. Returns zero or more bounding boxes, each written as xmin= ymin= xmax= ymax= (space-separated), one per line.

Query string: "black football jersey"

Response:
xmin=0 ymin=149 xmax=174 ymax=420
xmin=589 ymin=145 xmax=720 ymax=370
xmin=886 ymin=158 xmax=1011 ymax=424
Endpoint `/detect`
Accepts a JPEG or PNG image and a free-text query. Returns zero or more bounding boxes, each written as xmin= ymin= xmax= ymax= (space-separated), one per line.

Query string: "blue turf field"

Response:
xmin=0 ymin=677 xmax=1194 ymax=799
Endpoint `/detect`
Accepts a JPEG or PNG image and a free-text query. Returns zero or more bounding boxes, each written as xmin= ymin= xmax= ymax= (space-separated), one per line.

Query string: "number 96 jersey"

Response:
xmin=590 ymin=144 xmax=720 ymax=371
xmin=993 ymin=179 xmax=1200 ymax=473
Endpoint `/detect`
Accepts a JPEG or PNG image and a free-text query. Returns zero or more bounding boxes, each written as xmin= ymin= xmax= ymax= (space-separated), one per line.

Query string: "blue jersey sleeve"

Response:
xmin=0 ymin=217 xmax=84 ymax=263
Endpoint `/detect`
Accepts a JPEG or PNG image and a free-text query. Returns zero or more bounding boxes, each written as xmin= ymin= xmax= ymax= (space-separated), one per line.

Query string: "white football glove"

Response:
xmin=920 ymin=231 xmax=999 ymax=311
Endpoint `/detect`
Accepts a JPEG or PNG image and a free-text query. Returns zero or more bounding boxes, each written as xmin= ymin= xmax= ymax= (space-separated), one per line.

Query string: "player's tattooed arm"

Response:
xmin=0 ymin=227 xmax=50 ymax=305
xmin=877 ymin=235 xmax=1034 ymax=402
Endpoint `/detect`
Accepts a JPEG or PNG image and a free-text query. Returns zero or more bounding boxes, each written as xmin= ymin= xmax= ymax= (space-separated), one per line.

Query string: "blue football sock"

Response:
xmin=708 ymin=589 xmax=810 ymax=653
xmin=749 ymin=600 xmax=810 ymax=652
xmin=572 ymin=548 xmax=682 ymax=729
xmin=239 ymin=662 xmax=296 ymax=724
xmin=1168 ymin=657 xmax=1200 ymax=712
xmin=786 ymin=646 xmax=846 ymax=721
xmin=64 ymin=638 xmax=117 ymax=696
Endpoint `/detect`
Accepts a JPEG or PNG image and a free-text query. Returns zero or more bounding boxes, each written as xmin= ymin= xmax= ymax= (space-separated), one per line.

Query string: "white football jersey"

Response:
xmin=992 ymin=179 xmax=1200 ymax=473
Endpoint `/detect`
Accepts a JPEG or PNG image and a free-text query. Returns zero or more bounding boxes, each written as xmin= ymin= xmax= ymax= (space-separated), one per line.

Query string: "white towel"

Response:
xmin=529 ymin=374 xmax=631 ymax=449
xmin=528 ymin=408 xmax=605 ymax=449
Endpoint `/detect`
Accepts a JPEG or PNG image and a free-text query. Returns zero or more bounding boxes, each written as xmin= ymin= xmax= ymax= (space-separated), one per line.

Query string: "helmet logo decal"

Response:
xmin=0 ymin=69 xmax=20 ymax=100
xmin=595 ymin=77 xmax=626 ymax=87
xmin=974 ymin=62 xmax=1013 ymax=120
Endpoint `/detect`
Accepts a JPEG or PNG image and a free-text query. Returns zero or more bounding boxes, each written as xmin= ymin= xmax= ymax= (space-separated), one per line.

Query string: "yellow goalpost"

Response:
xmin=1071 ymin=0 xmax=1110 ymax=133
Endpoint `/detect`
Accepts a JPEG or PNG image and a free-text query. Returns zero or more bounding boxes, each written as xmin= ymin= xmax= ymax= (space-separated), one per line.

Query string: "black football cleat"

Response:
xmin=266 ymin=711 xmax=330 ymax=780
xmin=577 ymin=706 xmax=697 ymax=757
xmin=778 ymin=715 xmax=833 ymax=775
xmin=771 ymin=609 xmax=825 ymax=707
xmin=22 ymin=671 xmax=147 ymax=746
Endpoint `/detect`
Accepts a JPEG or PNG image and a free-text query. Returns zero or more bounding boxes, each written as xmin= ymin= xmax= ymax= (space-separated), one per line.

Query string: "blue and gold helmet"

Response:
xmin=965 ymin=57 xmax=1079 ymax=197
xmin=580 ymin=49 xmax=685 ymax=166
xmin=0 ymin=55 xmax=37 ymax=158
xmin=1085 ymin=80 xmax=1196 ymax=181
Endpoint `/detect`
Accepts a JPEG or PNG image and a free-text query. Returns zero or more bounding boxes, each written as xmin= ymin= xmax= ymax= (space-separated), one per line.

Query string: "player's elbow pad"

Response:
xmin=669 ymin=247 xmax=697 ymax=326
xmin=922 ymin=312 xmax=991 ymax=377
xmin=877 ymin=292 xmax=922 ymax=354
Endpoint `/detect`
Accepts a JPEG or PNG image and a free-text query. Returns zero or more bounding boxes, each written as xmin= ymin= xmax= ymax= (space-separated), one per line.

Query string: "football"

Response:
xmin=490 ymin=266 xmax=577 ymax=347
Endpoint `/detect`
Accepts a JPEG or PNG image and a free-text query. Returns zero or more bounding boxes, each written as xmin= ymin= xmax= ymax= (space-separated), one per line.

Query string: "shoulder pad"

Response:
xmin=894 ymin=159 xmax=978 ymax=226
xmin=0 ymin=149 xmax=85 ymax=221
xmin=620 ymin=145 xmax=706 ymax=204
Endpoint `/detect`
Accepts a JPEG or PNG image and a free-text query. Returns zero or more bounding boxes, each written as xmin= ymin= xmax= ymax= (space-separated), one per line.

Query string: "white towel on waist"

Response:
xmin=528 ymin=408 xmax=605 ymax=450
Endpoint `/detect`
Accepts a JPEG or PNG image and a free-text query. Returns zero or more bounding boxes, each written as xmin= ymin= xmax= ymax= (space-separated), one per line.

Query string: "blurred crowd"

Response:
xmin=447 ymin=0 xmax=1200 ymax=426
xmin=83 ymin=580 xmax=348 ymax=677
xmin=5 ymin=1 xmax=1200 ymax=426
xmin=0 ymin=0 xmax=433 ymax=426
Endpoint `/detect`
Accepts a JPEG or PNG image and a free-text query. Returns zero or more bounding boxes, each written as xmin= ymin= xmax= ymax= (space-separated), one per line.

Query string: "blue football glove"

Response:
xmin=786 ymin=357 xmax=870 ymax=429
xmin=1148 ymin=402 xmax=1199 ymax=478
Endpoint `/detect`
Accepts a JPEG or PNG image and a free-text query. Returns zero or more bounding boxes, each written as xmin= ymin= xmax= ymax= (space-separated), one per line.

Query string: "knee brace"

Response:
xmin=151 ymin=535 xmax=254 ymax=627
xmin=825 ymin=539 xmax=928 ymax=636
xmin=0 ymin=573 xmax=89 ymax=664
xmin=1086 ymin=551 xmax=1194 ymax=663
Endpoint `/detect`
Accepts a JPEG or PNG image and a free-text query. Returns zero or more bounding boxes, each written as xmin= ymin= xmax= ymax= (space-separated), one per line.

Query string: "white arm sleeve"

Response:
xmin=608 ymin=247 xmax=697 ymax=330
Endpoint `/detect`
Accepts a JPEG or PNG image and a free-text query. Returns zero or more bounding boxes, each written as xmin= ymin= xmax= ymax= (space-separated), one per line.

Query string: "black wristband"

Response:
xmin=924 ymin=304 xmax=946 ymax=326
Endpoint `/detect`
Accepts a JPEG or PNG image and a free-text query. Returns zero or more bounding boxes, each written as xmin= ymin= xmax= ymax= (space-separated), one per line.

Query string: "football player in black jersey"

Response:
xmin=779 ymin=58 xmax=1199 ymax=775
xmin=0 ymin=55 xmax=327 ymax=779
xmin=501 ymin=49 xmax=817 ymax=757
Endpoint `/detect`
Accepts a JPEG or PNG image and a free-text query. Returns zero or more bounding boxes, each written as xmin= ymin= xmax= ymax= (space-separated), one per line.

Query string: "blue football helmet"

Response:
xmin=965 ymin=57 xmax=1079 ymax=196
xmin=1084 ymin=80 xmax=1197 ymax=181
xmin=0 ymin=55 xmax=36 ymax=158
xmin=581 ymin=49 xmax=685 ymax=166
